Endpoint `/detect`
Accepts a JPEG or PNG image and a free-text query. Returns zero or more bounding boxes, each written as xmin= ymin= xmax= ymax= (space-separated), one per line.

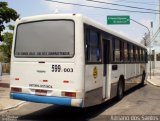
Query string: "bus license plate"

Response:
xmin=35 ymin=89 xmax=47 ymax=96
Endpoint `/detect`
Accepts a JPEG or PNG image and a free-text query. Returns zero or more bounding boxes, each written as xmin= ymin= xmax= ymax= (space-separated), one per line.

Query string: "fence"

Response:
xmin=0 ymin=63 xmax=10 ymax=74
xmin=147 ymin=61 xmax=160 ymax=76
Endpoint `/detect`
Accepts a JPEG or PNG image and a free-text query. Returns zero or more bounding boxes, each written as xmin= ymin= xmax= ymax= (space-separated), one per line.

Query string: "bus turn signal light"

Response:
xmin=15 ymin=78 xmax=19 ymax=80
xmin=63 ymin=80 xmax=69 ymax=83
xmin=11 ymin=87 xmax=22 ymax=92
xmin=43 ymin=80 xmax=48 ymax=82
xmin=62 ymin=91 xmax=76 ymax=98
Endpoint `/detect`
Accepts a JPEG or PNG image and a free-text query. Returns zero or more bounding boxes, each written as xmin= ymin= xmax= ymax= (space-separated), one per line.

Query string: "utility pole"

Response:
xmin=159 ymin=0 xmax=160 ymax=26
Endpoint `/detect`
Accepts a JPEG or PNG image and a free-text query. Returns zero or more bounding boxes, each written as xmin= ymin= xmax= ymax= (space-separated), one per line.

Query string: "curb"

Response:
xmin=0 ymin=101 xmax=26 ymax=112
xmin=146 ymin=80 xmax=160 ymax=87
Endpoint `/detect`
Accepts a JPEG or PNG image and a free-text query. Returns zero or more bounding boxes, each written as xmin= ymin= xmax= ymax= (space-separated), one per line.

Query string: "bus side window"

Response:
xmin=127 ymin=43 xmax=131 ymax=62
xmin=140 ymin=48 xmax=142 ymax=62
xmin=137 ymin=47 xmax=139 ymax=62
xmin=124 ymin=42 xmax=128 ymax=62
xmin=130 ymin=44 xmax=133 ymax=62
xmin=113 ymin=39 xmax=121 ymax=62
xmin=143 ymin=49 xmax=146 ymax=62
xmin=133 ymin=45 xmax=137 ymax=62
xmin=141 ymin=49 xmax=144 ymax=62
xmin=86 ymin=29 xmax=90 ymax=61
xmin=86 ymin=29 xmax=101 ymax=63
xmin=120 ymin=40 xmax=124 ymax=62
xmin=145 ymin=50 xmax=148 ymax=63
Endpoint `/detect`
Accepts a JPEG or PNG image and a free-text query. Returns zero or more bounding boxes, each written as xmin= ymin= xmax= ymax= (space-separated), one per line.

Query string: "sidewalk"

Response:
xmin=0 ymin=75 xmax=25 ymax=112
xmin=147 ymin=68 xmax=160 ymax=87
xmin=147 ymin=76 xmax=160 ymax=87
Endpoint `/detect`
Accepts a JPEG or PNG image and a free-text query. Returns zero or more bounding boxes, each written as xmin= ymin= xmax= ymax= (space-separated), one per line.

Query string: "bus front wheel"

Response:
xmin=140 ymin=71 xmax=146 ymax=86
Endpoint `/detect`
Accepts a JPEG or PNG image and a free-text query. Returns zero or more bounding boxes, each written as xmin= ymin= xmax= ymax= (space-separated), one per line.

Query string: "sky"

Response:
xmin=3 ymin=0 xmax=159 ymax=50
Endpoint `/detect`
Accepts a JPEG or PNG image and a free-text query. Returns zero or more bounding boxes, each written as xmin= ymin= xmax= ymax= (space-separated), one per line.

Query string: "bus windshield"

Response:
xmin=14 ymin=20 xmax=74 ymax=58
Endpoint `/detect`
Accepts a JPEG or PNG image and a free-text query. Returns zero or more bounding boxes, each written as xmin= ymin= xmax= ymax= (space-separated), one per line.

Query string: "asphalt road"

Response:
xmin=1 ymin=83 xmax=160 ymax=121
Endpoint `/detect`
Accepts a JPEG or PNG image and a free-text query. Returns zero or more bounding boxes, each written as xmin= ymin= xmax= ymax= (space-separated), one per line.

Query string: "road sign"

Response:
xmin=107 ymin=16 xmax=130 ymax=25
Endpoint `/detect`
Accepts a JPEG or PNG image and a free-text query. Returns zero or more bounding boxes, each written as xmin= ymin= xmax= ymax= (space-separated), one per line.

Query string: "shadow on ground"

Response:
xmin=18 ymin=84 xmax=145 ymax=121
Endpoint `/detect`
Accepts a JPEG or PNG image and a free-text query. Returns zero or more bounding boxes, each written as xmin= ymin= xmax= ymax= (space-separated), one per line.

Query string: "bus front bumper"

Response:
xmin=10 ymin=93 xmax=83 ymax=107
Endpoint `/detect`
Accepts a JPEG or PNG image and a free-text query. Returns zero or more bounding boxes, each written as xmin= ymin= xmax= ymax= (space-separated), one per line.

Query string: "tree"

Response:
xmin=8 ymin=24 xmax=14 ymax=31
xmin=0 ymin=1 xmax=19 ymax=41
xmin=0 ymin=28 xmax=13 ymax=62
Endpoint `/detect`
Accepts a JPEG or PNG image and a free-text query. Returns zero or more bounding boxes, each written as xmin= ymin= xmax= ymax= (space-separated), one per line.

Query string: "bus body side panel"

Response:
xmin=125 ymin=64 xmax=136 ymax=90
xmin=110 ymin=63 xmax=145 ymax=98
xmin=10 ymin=15 xmax=85 ymax=107
xmin=84 ymin=64 xmax=103 ymax=107
xmin=110 ymin=64 xmax=125 ymax=98
xmin=134 ymin=64 xmax=142 ymax=84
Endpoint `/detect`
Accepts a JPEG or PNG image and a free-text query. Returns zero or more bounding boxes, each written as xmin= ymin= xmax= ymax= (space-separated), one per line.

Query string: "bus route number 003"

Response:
xmin=52 ymin=65 xmax=73 ymax=72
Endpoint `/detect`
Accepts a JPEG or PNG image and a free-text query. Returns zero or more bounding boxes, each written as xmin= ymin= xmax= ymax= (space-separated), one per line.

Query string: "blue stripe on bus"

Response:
xmin=10 ymin=93 xmax=71 ymax=106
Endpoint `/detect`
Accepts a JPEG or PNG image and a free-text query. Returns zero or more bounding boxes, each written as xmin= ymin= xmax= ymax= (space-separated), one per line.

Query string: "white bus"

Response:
xmin=10 ymin=14 xmax=147 ymax=107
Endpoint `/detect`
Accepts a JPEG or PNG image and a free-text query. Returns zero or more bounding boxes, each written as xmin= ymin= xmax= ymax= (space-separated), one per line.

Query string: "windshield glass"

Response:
xmin=15 ymin=20 xmax=74 ymax=58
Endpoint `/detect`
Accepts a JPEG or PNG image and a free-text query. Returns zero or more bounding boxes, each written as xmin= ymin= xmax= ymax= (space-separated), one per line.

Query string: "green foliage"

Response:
xmin=8 ymin=24 xmax=14 ymax=31
xmin=0 ymin=31 xmax=13 ymax=62
xmin=0 ymin=1 xmax=19 ymax=41
xmin=0 ymin=1 xmax=19 ymax=62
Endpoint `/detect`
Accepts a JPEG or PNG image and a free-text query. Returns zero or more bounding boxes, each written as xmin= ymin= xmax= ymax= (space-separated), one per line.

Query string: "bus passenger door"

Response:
xmin=102 ymin=39 xmax=110 ymax=99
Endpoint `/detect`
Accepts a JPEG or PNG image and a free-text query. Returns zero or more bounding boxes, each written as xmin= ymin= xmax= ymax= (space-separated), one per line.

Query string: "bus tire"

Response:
xmin=117 ymin=78 xmax=124 ymax=101
xmin=140 ymin=71 xmax=146 ymax=86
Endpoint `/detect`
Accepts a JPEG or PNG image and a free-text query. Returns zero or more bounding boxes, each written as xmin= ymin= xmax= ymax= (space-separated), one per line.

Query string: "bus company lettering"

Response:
xmin=16 ymin=52 xmax=70 ymax=56
xmin=29 ymin=84 xmax=53 ymax=88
